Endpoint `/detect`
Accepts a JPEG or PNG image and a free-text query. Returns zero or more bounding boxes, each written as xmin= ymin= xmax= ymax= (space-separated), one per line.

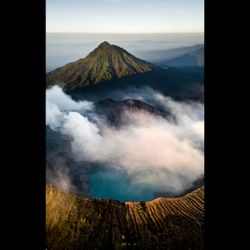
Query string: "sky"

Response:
xmin=46 ymin=0 xmax=204 ymax=33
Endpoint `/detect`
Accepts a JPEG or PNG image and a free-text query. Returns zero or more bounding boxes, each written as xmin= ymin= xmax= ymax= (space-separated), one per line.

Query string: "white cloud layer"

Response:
xmin=46 ymin=86 xmax=204 ymax=193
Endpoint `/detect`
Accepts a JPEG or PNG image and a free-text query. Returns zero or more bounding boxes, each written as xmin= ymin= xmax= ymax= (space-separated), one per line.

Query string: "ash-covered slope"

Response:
xmin=46 ymin=185 xmax=204 ymax=250
xmin=46 ymin=41 xmax=156 ymax=90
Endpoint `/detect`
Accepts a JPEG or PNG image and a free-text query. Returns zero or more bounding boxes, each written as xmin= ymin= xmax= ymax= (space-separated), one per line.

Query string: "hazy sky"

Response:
xmin=47 ymin=0 xmax=204 ymax=33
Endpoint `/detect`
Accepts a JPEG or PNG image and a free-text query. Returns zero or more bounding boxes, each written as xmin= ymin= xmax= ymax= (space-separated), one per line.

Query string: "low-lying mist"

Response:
xmin=46 ymin=85 xmax=204 ymax=201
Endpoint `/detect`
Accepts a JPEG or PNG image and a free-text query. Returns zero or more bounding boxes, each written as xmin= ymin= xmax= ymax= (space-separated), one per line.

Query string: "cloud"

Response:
xmin=46 ymin=86 xmax=204 ymax=194
xmin=46 ymin=85 xmax=94 ymax=129
xmin=46 ymin=156 xmax=77 ymax=194
xmin=108 ymin=86 xmax=204 ymax=149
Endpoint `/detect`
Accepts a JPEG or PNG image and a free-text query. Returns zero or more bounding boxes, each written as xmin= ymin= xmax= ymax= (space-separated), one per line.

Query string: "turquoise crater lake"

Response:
xmin=87 ymin=167 xmax=155 ymax=202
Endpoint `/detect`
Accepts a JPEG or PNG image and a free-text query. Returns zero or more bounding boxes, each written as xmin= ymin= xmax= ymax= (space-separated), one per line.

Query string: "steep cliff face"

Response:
xmin=46 ymin=185 xmax=204 ymax=250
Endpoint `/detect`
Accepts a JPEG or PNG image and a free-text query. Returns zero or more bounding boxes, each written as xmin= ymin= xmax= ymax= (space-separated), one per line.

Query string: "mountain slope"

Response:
xmin=192 ymin=47 xmax=204 ymax=66
xmin=95 ymin=98 xmax=173 ymax=126
xmin=46 ymin=185 xmax=204 ymax=250
xmin=46 ymin=41 xmax=156 ymax=89
xmin=68 ymin=67 xmax=204 ymax=103
xmin=160 ymin=47 xmax=204 ymax=67
xmin=134 ymin=44 xmax=204 ymax=63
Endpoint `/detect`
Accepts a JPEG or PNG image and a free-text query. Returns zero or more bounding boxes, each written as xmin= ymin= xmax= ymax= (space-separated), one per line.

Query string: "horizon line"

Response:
xmin=46 ymin=32 xmax=204 ymax=34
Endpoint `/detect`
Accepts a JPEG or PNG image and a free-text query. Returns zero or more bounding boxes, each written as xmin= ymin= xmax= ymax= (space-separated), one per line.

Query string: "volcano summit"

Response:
xmin=46 ymin=41 xmax=156 ymax=89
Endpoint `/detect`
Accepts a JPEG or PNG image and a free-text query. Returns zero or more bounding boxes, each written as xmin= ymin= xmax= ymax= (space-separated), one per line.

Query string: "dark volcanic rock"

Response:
xmin=95 ymin=98 xmax=173 ymax=126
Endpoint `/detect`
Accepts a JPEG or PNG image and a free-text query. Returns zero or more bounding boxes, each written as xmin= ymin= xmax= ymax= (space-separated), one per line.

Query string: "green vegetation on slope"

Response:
xmin=46 ymin=41 xmax=156 ymax=90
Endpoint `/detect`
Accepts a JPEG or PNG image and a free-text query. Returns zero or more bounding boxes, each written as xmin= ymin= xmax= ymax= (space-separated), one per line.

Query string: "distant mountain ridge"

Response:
xmin=161 ymin=47 xmax=204 ymax=67
xmin=134 ymin=44 xmax=204 ymax=63
xmin=46 ymin=41 xmax=156 ymax=89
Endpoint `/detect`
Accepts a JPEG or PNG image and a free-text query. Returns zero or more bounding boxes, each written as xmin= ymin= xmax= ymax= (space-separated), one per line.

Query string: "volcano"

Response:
xmin=46 ymin=41 xmax=156 ymax=89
